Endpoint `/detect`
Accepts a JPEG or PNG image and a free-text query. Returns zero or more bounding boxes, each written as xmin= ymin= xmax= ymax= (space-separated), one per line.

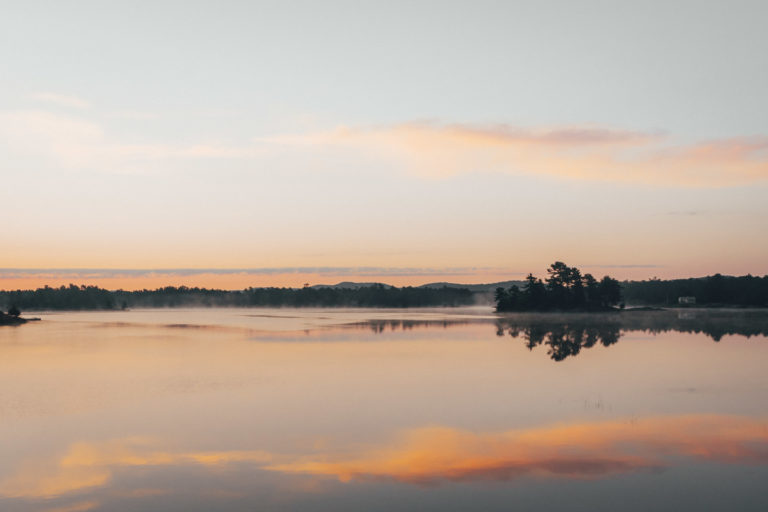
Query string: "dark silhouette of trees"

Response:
xmin=0 ymin=306 xmax=26 ymax=326
xmin=495 ymin=262 xmax=623 ymax=312
xmin=621 ymin=274 xmax=768 ymax=307
xmin=596 ymin=276 xmax=623 ymax=309
xmin=0 ymin=284 xmax=475 ymax=310
xmin=2 ymin=272 xmax=765 ymax=312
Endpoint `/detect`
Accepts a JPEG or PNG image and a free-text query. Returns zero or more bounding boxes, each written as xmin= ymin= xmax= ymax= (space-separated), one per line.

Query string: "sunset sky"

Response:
xmin=2 ymin=1 xmax=767 ymax=289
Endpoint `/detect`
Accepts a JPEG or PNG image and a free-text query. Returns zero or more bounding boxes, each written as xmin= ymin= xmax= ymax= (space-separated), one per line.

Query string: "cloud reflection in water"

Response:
xmin=2 ymin=415 xmax=766 ymax=502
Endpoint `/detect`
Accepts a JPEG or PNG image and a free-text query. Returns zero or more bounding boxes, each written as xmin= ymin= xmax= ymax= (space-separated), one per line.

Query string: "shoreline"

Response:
xmin=0 ymin=312 xmax=28 ymax=326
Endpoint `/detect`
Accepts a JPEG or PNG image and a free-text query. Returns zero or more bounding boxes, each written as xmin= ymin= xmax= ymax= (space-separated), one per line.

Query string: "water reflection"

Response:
xmin=338 ymin=310 xmax=768 ymax=361
xmin=269 ymin=415 xmax=768 ymax=485
xmin=2 ymin=308 xmax=768 ymax=511
xmin=347 ymin=319 xmax=477 ymax=334
xmin=0 ymin=439 xmax=271 ymax=499
xmin=2 ymin=415 xmax=765 ymax=501
xmin=496 ymin=322 xmax=620 ymax=361
xmin=493 ymin=309 xmax=768 ymax=360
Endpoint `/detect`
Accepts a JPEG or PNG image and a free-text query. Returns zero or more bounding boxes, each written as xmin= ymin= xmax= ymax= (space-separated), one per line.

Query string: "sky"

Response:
xmin=1 ymin=0 xmax=767 ymax=289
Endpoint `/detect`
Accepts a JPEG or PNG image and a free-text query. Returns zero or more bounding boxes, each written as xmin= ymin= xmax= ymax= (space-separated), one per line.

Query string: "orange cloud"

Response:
xmin=261 ymin=123 xmax=768 ymax=186
xmin=6 ymin=108 xmax=764 ymax=186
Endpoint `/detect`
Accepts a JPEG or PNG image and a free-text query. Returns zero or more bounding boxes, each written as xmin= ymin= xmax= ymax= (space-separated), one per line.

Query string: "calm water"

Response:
xmin=1 ymin=307 xmax=767 ymax=511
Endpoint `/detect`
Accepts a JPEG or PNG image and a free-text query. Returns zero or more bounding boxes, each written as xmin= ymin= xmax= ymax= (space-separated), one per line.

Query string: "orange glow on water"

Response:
xmin=2 ymin=415 xmax=766 ymax=499
xmin=267 ymin=415 xmax=768 ymax=484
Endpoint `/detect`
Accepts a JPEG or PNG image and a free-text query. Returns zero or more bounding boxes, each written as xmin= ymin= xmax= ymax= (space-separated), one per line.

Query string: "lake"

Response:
xmin=1 ymin=307 xmax=767 ymax=511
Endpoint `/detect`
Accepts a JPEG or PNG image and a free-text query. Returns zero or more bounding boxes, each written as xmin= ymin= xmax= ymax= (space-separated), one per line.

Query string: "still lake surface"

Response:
xmin=1 ymin=307 xmax=767 ymax=511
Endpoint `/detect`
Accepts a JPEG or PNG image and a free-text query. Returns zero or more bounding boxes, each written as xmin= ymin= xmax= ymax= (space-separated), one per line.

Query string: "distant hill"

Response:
xmin=419 ymin=280 xmax=526 ymax=293
xmin=310 ymin=282 xmax=393 ymax=289
xmin=310 ymin=280 xmax=526 ymax=293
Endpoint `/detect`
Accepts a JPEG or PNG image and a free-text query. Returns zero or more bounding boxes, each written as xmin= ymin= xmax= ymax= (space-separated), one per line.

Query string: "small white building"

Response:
xmin=678 ymin=296 xmax=696 ymax=305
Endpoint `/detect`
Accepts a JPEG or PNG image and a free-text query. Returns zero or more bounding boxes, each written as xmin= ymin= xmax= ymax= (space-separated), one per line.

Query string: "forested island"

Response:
xmin=0 ymin=312 xmax=25 ymax=325
xmin=494 ymin=262 xmax=623 ymax=312
xmin=0 ymin=306 xmax=30 ymax=325
xmin=494 ymin=262 xmax=767 ymax=312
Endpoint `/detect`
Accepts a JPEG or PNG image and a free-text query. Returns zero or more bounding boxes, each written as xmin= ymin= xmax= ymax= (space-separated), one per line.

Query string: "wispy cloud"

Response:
xmin=666 ymin=210 xmax=704 ymax=216
xmin=583 ymin=264 xmax=664 ymax=269
xmin=107 ymin=110 xmax=159 ymax=120
xmin=415 ymin=123 xmax=662 ymax=147
xmin=4 ymin=109 xmax=767 ymax=186
xmin=28 ymin=92 xmax=90 ymax=109
xmin=260 ymin=122 xmax=768 ymax=187
xmin=0 ymin=110 xmax=262 ymax=172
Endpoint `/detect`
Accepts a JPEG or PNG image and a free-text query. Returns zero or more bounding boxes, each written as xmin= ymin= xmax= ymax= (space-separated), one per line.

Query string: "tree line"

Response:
xmin=495 ymin=262 xmax=623 ymax=312
xmin=621 ymin=274 xmax=768 ymax=307
xmin=0 ymin=283 xmax=475 ymax=311
xmin=2 ymin=270 xmax=766 ymax=313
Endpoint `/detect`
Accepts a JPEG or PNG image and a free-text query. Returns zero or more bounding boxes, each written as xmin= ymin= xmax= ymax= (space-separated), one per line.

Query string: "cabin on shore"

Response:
xmin=678 ymin=296 xmax=696 ymax=305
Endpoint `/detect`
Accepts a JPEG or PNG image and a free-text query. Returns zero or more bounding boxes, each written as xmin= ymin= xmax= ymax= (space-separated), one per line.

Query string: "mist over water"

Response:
xmin=1 ymin=308 xmax=767 ymax=511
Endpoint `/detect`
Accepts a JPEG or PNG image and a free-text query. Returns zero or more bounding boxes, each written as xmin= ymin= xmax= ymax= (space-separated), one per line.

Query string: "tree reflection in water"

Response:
xmin=496 ymin=321 xmax=621 ymax=361
xmin=342 ymin=310 xmax=767 ymax=362
xmin=495 ymin=309 xmax=768 ymax=361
